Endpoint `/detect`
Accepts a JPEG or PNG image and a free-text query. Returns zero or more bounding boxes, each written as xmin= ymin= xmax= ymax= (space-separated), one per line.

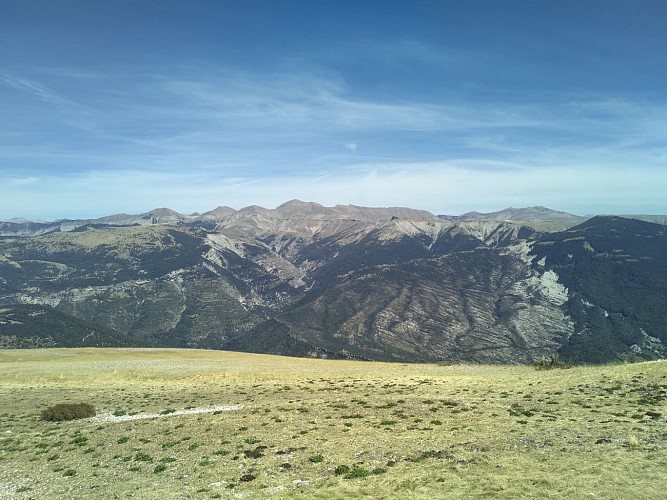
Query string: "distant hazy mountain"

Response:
xmin=1 ymin=202 xmax=665 ymax=364
xmin=618 ymin=214 xmax=667 ymax=225
xmin=440 ymin=206 xmax=590 ymax=231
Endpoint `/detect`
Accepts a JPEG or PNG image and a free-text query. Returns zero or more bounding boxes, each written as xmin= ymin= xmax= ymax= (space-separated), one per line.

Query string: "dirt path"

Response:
xmin=89 ymin=404 xmax=243 ymax=423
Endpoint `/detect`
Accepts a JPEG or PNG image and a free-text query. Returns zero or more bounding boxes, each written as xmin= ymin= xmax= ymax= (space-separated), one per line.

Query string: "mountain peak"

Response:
xmin=275 ymin=200 xmax=326 ymax=217
xmin=453 ymin=206 xmax=587 ymax=226
xmin=147 ymin=207 xmax=181 ymax=217
xmin=277 ymin=199 xmax=322 ymax=208
xmin=201 ymin=206 xmax=237 ymax=218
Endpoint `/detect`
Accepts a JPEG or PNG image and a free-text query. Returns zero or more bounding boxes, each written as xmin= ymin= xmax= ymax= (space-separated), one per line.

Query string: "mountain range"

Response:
xmin=1 ymin=201 xmax=665 ymax=364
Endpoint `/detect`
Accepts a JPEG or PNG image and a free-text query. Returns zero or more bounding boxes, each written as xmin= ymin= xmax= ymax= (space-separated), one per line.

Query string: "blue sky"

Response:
xmin=1 ymin=0 xmax=666 ymax=220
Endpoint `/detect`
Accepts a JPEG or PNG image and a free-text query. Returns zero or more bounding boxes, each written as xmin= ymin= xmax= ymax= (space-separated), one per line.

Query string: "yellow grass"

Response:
xmin=0 ymin=348 xmax=665 ymax=499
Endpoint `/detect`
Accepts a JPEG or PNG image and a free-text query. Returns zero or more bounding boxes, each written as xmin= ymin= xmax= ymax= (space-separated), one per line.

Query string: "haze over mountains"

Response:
xmin=1 ymin=201 xmax=665 ymax=364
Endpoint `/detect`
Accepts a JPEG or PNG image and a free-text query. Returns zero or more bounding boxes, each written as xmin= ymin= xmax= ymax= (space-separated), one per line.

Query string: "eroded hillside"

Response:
xmin=1 ymin=202 xmax=665 ymax=363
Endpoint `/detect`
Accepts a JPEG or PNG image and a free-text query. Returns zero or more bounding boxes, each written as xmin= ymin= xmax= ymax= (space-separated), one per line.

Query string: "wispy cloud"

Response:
xmin=2 ymin=66 xmax=666 ymax=219
xmin=0 ymin=73 xmax=70 ymax=106
xmin=339 ymin=38 xmax=477 ymax=72
xmin=0 ymin=72 xmax=99 ymax=135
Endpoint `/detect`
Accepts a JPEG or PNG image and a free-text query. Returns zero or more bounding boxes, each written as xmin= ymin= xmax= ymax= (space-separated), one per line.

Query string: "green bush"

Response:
xmin=334 ymin=464 xmax=350 ymax=476
xmin=134 ymin=452 xmax=153 ymax=462
xmin=153 ymin=463 xmax=167 ymax=474
xmin=344 ymin=467 xmax=370 ymax=479
xmin=41 ymin=403 xmax=96 ymax=421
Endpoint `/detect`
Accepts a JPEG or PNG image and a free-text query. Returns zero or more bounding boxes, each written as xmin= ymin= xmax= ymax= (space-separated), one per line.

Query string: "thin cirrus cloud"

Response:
xmin=1 ymin=66 xmax=666 ymax=219
xmin=2 ymin=1 xmax=666 ymax=221
xmin=23 ymin=70 xmax=651 ymax=151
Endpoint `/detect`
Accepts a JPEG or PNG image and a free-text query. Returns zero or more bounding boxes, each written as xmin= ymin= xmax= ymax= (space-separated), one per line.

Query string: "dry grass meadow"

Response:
xmin=0 ymin=348 xmax=665 ymax=499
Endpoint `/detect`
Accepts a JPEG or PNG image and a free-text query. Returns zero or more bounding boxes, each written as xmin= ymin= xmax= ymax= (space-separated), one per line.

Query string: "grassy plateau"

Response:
xmin=0 ymin=348 xmax=665 ymax=499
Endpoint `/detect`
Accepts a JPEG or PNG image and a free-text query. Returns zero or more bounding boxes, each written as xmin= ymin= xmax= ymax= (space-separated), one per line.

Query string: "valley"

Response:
xmin=1 ymin=202 xmax=666 ymax=364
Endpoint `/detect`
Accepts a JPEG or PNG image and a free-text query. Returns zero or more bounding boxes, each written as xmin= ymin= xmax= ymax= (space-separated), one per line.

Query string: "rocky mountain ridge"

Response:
xmin=1 ymin=202 xmax=665 ymax=364
xmin=0 ymin=200 xmax=440 ymax=237
xmin=3 ymin=201 xmax=665 ymax=238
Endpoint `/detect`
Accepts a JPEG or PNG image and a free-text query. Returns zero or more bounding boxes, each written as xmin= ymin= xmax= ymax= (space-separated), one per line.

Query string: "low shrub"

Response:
xmin=70 ymin=435 xmax=88 ymax=446
xmin=344 ymin=467 xmax=370 ymax=479
xmin=41 ymin=403 xmax=96 ymax=422
xmin=334 ymin=464 xmax=350 ymax=475
xmin=534 ymin=350 xmax=570 ymax=370
xmin=134 ymin=452 xmax=153 ymax=462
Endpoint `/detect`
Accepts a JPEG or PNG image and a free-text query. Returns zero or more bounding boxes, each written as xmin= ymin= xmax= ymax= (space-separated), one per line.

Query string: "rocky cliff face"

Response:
xmin=1 ymin=203 xmax=665 ymax=363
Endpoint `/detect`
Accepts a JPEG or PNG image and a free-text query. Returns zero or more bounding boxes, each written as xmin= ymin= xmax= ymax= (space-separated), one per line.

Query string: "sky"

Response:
xmin=1 ymin=0 xmax=666 ymax=221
